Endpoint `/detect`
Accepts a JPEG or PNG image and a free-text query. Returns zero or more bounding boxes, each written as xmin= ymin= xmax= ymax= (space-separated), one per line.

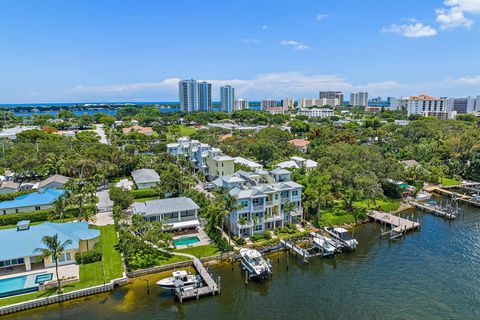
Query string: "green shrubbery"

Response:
xmin=233 ymin=236 xmax=246 ymax=245
xmin=0 ymin=209 xmax=53 ymax=226
xmin=274 ymin=224 xmax=297 ymax=235
xmin=0 ymin=190 xmax=36 ymax=202
xmin=75 ymin=243 xmax=103 ymax=264
xmin=130 ymin=188 xmax=159 ymax=199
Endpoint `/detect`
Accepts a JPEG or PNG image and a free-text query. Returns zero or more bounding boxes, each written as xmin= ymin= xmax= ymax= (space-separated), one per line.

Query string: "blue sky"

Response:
xmin=1 ymin=0 xmax=480 ymax=103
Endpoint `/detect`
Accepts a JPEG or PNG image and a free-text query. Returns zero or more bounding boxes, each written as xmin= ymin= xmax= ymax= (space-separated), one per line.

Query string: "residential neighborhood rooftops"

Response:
xmin=0 ymin=189 xmax=66 ymax=210
xmin=402 ymin=160 xmax=420 ymax=167
xmin=0 ymin=181 xmax=20 ymax=190
xmin=133 ymin=197 xmax=200 ymax=216
xmin=122 ymin=125 xmax=153 ymax=135
xmin=38 ymin=174 xmax=70 ymax=189
xmin=233 ymin=157 xmax=263 ymax=169
xmin=0 ymin=221 xmax=100 ymax=261
xmin=131 ymin=169 xmax=160 ymax=184
xmin=269 ymin=167 xmax=292 ymax=175
xmin=289 ymin=139 xmax=310 ymax=148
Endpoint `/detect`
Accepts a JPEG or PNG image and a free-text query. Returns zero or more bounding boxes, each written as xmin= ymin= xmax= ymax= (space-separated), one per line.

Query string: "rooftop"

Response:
xmin=289 ymin=139 xmax=310 ymax=148
xmin=122 ymin=125 xmax=154 ymax=135
xmin=131 ymin=169 xmax=160 ymax=184
xmin=133 ymin=197 xmax=200 ymax=216
xmin=0 ymin=221 xmax=100 ymax=261
xmin=0 ymin=189 xmax=66 ymax=210
xmin=38 ymin=174 xmax=70 ymax=189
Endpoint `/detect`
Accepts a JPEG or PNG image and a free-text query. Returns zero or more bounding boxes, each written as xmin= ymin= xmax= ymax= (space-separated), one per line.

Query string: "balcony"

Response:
xmin=265 ymin=214 xmax=283 ymax=222
xmin=237 ymin=220 xmax=254 ymax=228
xmin=266 ymin=201 xmax=274 ymax=207
xmin=290 ymin=208 xmax=303 ymax=216
xmin=252 ymin=204 xmax=265 ymax=212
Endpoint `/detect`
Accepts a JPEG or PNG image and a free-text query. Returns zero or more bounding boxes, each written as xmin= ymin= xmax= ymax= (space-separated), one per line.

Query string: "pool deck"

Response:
xmin=0 ymin=264 xmax=79 ymax=282
xmin=173 ymin=228 xmax=212 ymax=249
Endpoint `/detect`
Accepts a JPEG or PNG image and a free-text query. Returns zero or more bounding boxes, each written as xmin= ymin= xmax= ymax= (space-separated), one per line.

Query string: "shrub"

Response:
xmin=233 ymin=236 xmax=246 ymax=245
xmin=250 ymin=233 xmax=265 ymax=242
xmin=0 ymin=189 xmax=36 ymax=202
xmin=131 ymin=188 xmax=159 ymax=199
xmin=109 ymin=186 xmax=133 ymax=209
xmin=75 ymin=243 xmax=103 ymax=264
xmin=0 ymin=209 xmax=53 ymax=226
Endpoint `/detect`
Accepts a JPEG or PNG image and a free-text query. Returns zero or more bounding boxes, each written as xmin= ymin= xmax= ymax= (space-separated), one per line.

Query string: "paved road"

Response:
xmin=95 ymin=124 xmax=110 ymax=145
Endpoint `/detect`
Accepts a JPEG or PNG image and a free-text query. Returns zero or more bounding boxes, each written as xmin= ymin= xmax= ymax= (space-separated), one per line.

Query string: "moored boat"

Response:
xmin=310 ymin=232 xmax=335 ymax=256
xmin=239 ymin=248 xmax=272 ymax=279
xmin=156 ymin=270 xmax=200 ymax=290
xmin=324 ymin=227 xmax=358 ymax=250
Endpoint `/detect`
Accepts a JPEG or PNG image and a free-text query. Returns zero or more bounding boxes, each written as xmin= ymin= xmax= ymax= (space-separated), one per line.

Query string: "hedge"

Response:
xmin=0 ymin=189 xmax=36 ymax=202
xmin=0 ymin=204 xmax=95 ymax=226
xmin=75 ymin=243 xmax=103 ymax=264
xmin=131 ymin=188 xmax=159 ymax=199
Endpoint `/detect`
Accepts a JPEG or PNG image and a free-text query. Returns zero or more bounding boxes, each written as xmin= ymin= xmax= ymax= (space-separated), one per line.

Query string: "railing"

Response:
xmin=252 ymin=204 xmax=264 ymax=212
xmin=265 ymin=214 xmax=283 ymax=222
xmin=237 ymin=220 xmax=254 ymax=228
xmin=266 ymin=201 xmax=274 ymax=207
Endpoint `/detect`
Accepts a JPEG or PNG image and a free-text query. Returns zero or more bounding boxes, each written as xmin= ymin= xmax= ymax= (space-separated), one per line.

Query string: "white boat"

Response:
xmin=239 ymin=248 xmax=272 ymax=279
xmin=156 ymin=270 xmax=200 ymax=290
xmin=310 ymin=233 xmax=335 ymax=256
xmin=416 ymin=191 xmax=432 ymax=201
xmin=324 ymin=227 xmax=358 ymax=250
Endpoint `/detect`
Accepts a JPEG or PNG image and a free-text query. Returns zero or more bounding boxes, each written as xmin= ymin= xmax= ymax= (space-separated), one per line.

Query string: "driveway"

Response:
xmin=96 ymin=189 xmax=114 ymax=226
xmin=95 ymin=124 xmax=110 ymax=145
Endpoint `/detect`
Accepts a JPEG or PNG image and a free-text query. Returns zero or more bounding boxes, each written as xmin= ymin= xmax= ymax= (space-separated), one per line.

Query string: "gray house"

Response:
xmin=131 ymin=169 xmax=160 ymax=190
xmin=132 ymin=197 xmax=200 ymax=230
xmin=38 ymin=174 xmax=71 ymax=189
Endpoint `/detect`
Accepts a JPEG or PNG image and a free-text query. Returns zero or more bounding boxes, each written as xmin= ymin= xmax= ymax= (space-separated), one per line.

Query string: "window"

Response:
xmin=274 ymin=194 xmax=279 ymax=200
xmin=56 ymin=252 xmax=72 ymax=263
xmin=254 ymin=224 xmax=263 ymax=232
xmin=2 ymin=210 xmax=5 ymax=214
xmin=240 ymin=200 xmax=249 ymax=208
xmin=15 ymin=209 xmax=18 ymax=213
xmin=35 ymin=206 xmax=41 ymax=211
xmin=292 ymin=190 xmax=299 ymax=197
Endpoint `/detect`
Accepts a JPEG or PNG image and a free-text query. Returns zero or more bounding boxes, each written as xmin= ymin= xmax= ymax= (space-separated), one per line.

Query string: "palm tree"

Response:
xmin=215 ymin=188 xmax=242 ymax=245
xmin=33 ymin=234 xmax=72 ymax=293
xmin=50 ymin=194 xmax=69 ymax=222
xmin=283 ymin=199 xmax=297 ymax=225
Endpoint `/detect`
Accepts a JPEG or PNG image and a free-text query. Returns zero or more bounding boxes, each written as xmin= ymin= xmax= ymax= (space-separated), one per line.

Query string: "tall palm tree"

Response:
xmin=50 ymin=194 xmax=69 ymax=222
xmin=33 ymin=234 xmax=72 ymax=293
xmin=283 ymin=199 xmax=297 ymax=225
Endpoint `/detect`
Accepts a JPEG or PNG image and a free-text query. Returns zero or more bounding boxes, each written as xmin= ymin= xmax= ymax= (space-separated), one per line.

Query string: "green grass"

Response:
xmin=0 ymin=218 xmax=74 ymax=230
xmin=132 ymin=196 xmax=160 ymax=203
xmin=0 ymin=225 xmax=124 ymax=307
xmin=179 ymin=125 xmax=197 ymax=137
xmin=319 ymin=210 xmax=356 ymax=227
xmin=173 ymin=244 xmax=220 ymax=258
xmin=440 ymin=177 xmax=461 ymax=187
xmin=354 ymin=199 xmax=401 ymax=212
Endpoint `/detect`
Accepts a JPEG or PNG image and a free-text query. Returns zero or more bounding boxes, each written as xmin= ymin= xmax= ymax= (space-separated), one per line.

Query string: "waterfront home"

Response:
xmin=132 ymin=197 xmax=200 ymax=230
xmin=0 ymin=181 xmax=20 ymax=194
xmin=220 ymin=169 xmax=303 ymax=238
xmin=38 ymin=174 xmax=71 ymax=189
xmin=233 ymin=156 xmax=263 ymax=171
xmin=0 ymin=189 xmax=66 ymax=214
xmin=288 ymin=139 xmax=310 ymax=153
xmin=122 ymin=125 xmax=154 ymax=136
xmin=131 ymin=169 xmax=160 ymax=190
xmin=167 ymin=137 xmax=235 ymax=179
xmin=0 ymin=221 xmax=99 ymax=273
xmin=276 ymin=156 xmax=318 ymax=172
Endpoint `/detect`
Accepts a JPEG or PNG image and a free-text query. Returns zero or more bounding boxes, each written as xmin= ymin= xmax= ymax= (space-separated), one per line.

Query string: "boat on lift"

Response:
xmin=324 ymin=227 xmax=358 ymax=250
xmin=239 ymin=248 xmax=272 ymax=279
xmin=310 ymin=232 xmax=335 ymax=256
xmin=156 ymin=270 xmax=200 ymax=290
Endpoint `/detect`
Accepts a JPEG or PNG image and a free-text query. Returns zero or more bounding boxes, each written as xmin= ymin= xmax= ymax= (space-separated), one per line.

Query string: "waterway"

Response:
xmin=5 ymin=203 xmax=480 ymax=320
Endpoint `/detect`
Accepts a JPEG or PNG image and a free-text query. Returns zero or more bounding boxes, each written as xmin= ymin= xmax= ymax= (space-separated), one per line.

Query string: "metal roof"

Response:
xmin=133 ymin=197 xmax=200 ymax=216
xmin=131 ymin=169 xmax=160 ymax=184
xmin=0 ymin=222 xmax=100 ymax=261
xmin=0 ymin=189 xmax=66 ymax=210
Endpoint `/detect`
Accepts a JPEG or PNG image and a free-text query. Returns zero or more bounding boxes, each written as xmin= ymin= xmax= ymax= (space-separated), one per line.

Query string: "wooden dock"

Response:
xmin=175 ymin=258 xmax=220 ymax=303
xmin=424 ymin=186 xmax=480 ymax=208
xmin=367 ymin=211 xmax=420 ymax=235
xmin=411 ymin=201 xmax=456 ymax=219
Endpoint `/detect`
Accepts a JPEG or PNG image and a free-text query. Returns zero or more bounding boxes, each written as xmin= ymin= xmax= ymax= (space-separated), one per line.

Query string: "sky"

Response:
xmin=0 ymin=0 xmax=480 ymax=103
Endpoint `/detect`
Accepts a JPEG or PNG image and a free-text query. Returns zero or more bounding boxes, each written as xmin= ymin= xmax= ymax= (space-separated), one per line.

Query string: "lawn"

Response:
xmin=132 ymin=196 xmax=160 ymax=203
xmin=0 ymin=225 xmax=124 ymax=307
xmin=354 ymin=199 xmax=401 ymax=212
xmin=440 ymin=177 xmax=461 ymax=187
xmin=179 ymin=125 xmax=197 ymax=137
xmin=174 ymin=244 xmax=220 ymax=258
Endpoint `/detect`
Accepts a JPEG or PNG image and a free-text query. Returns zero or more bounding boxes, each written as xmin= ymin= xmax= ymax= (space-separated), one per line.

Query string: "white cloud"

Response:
xmin=381 ymin=23 xmax=438 ymax=37
xmin=280 ymin=40 xmax=310 ymax=50
xmin=445 ymin=75 xmax=480 ymax=85
xmin=261 ymin=25 xmax=268 ymax=30
xmin=241 ymin=38 xmax=260 ymax=44
xmin=316 ymin=14 xmax=330 ymax=21
xmin=436 ymin=7 xmax=474 ymax=29
xmin=436 ymin=0 xmax=480 ymax=29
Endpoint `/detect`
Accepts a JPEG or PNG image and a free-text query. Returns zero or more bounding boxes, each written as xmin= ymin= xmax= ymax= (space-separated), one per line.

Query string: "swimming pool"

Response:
xmin=0 ymin=273 xmax=53 ymax=298
xmin=173 ymin=236 xmax=200 ymax=246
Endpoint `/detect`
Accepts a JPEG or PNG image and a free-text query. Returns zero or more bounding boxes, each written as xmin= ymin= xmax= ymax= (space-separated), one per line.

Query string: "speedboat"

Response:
xmin=239 ymin=248 xmax=272 ymax=279
xmin=324 ymin=227 xmax=358 ymax=250
xmin=416 ymin=191 xmax=432 ymax=201
xmin=156 ymin=270 xmax=200 ymax=290
xmin=310 ymin=232 xmax=335 ymax=256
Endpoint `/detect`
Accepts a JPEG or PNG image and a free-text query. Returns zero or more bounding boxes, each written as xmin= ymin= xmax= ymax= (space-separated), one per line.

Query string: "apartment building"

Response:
xmin=319 ymin=91 xmax=343 ymax=106
xmin=350 ymin=92 xmax=368 ymax=107
xmin=235 ymin=99 xmax=249 ymax=111
xmin=298 ymin=107 xmax=334 ymax=118
xmin=406 ymin=95 xmax=449 ymax=117
xmin=298 ymin=98 xmax=336 ymax=108
xmin=260 ymin=99 xmax=277 ymax=109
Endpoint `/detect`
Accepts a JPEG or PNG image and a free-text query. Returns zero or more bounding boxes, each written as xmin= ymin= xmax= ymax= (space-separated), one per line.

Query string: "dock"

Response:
xmin=367 ymin=211 xmax=420 ymax=236
xmin=424 ymin=186 xmax=480 ymax=208
xmin=280 ymin=239 xmax=310 ymax=262
xmin=411 ymin=201 xmax=456 ymax=219
xmin=175 ymin=258 xmax=220 ymax=303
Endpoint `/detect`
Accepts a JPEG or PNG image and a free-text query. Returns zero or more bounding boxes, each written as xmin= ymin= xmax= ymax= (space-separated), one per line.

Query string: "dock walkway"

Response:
xmin=280 ymin=239 xmax=310 ymax=262
xmin=175 ymin=258 xmax=220 ymax=303
xmin=410 ymin=201 xmax=456 ymax=219
xmin=424 ymin=186 xmax=480 ymax=208
xmin=367 ymin=211 xmax=420 ymax=234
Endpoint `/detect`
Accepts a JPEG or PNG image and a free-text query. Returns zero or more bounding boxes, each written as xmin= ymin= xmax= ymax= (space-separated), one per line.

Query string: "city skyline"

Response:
xmin=1 ymin=0 xmax=480 ymax=103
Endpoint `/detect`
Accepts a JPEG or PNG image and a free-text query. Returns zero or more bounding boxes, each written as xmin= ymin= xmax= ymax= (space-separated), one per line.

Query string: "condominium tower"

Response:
xmin=350 ymin=92 xmax=369 ymax=107
xmin=220 ymin=85 xmax=235 ymax=113
xmin=319 ymin=91 xmax=343 ymax=106
xmin=178 ymin=79 xmax=211 ymax=112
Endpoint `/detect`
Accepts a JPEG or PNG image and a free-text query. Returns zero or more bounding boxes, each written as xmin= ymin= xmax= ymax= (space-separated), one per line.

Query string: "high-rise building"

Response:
xmin=220 ymin=85 xmax=235 ymax=113
xmin=448 ymin=96 xmax=480 ymax=114
xmin=406 ymin=94 xmax=449 ymax=117
xmin=281 ymin=98 xmax=295 ymax=109
xmin=198 ymin=81 xmax=212 ymax=112
xmin=178 ymin=79 xmax=198 ymax=112
xmin=178 ymin=79 xmax=212 ymax=112
xmin=235 ymin=99 xmax=249 ymax=110
xmin=319 ymin=91 xmax=343 ymax=106
xmin=350 ymin=92 xmax=368 ymax=107
xmin=261 ymin=99 xmax=277 ymax=109
xmin=298 ymin=98 xmax=335 ymax=108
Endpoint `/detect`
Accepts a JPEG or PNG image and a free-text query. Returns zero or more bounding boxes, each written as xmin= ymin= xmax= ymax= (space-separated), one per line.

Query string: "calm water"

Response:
xmin=5 ymin=203 xmax=480 ymax=320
